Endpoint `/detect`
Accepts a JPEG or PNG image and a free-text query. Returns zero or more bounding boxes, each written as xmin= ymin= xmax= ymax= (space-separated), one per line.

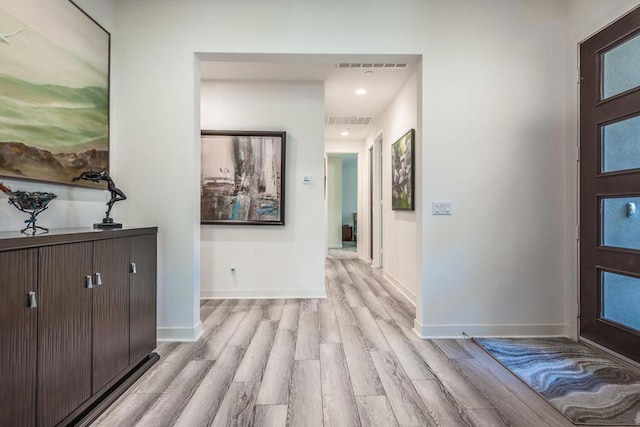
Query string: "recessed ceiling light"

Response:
xmin=365 ymin=70 xmax=373 ymax=76
xmin=355 ymin=88 xmax=367 ymax=95
xmin=341 ymin=130 xmax=350 ymax=136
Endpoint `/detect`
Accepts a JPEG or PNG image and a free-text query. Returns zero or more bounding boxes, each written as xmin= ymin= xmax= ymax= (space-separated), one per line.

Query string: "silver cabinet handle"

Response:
xmin=28 ymin=291 xmax=37 ymax=308
xmin=86 ymin=275 xmax=93 ymax=288
xmin=130 ymin=263 xmax=137 ymax=274
xmin=95 ymin=272 xmax=102 ymax=286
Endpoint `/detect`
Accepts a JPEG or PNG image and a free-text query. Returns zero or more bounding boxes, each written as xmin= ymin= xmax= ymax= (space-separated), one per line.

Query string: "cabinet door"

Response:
xmin=129 ymin=234 xmax=157 ymax=363
xmin=38 ymin=243 xmax=93 ymax=427
xmin=93 ymin=238 xmax=130 ymax=393
xmin=0 ymin=249 xmax=37 ymax=427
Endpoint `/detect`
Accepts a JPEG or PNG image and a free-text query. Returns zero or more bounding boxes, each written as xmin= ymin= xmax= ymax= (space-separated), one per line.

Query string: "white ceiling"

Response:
xmin=199 ymin=54 xmax=419 ymax=141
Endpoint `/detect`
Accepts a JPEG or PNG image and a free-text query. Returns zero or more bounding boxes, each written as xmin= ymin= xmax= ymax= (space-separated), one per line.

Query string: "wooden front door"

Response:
xmin=580 ymin=7 xmax=640 ymax=363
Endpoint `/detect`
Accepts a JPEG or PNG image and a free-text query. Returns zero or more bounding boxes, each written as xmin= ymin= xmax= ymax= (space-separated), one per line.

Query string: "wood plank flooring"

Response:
xmin=91 ymin=249 xmax=574 ymax=427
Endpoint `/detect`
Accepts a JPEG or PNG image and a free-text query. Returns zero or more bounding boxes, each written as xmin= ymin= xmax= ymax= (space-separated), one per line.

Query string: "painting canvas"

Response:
xmin=0 ymin=0 xmax=109 ymax=187
xmin=391 ymin=129 xmax=415 ymax=210
xmin=201 ymin=131 xmax=286 ymax=225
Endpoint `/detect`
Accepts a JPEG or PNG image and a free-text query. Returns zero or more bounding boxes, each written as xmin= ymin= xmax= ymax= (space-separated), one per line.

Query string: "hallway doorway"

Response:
xmin=326 ymin=153 xmax=358 ymax=253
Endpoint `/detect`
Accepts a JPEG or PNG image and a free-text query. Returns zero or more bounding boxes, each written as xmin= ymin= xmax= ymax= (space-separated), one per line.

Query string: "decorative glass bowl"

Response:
xmin=1 ymin=184 xmax=57 ymax=234
xmin=9 ymin=191 xmax=57 ymax=210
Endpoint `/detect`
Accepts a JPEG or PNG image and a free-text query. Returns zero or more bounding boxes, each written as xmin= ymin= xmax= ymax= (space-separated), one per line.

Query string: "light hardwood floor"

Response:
xmin=92 ymin=249 xmax=574 ymax=427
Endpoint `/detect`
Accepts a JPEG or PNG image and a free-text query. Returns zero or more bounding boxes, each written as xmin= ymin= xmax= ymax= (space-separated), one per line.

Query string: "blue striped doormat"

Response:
xmin=475 ymin=337 xmax=640 ymax=425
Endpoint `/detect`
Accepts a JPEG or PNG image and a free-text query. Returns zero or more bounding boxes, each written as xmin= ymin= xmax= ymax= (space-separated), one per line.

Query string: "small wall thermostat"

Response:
xmin=302 ymin=175 xmax=312 ymax=184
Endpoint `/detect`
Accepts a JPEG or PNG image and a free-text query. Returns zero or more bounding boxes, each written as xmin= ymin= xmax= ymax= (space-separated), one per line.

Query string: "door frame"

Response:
xmin=371 ymin=132 xmax=383 ymax=269
xmin=369 ymin=145 xmax=374 ymax=260
xmin=324 ymin=150 xmax=361 ymax=255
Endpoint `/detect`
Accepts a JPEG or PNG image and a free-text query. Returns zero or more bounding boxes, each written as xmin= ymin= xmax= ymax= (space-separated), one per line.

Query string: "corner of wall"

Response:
xmin=157 ymin=321 xmax=203 ymax=342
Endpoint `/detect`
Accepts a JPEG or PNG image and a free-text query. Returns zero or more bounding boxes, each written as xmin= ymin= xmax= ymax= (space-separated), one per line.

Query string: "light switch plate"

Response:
xmin=432 ymin=201 xmax=452 ymax=215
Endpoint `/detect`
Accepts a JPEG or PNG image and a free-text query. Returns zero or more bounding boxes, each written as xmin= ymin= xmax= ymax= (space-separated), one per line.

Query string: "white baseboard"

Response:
xmin=413 ymin=319 xmax=568 ymax=339
xmin=158 ymin=321 xmax=203 ymax=342
xmin=564 ymin=324 xmax=577 ymax=340
xmin=201 ymin=288 xmax=327 ymax=299
xmin=381 ymin=270 xmax=416 ymax=306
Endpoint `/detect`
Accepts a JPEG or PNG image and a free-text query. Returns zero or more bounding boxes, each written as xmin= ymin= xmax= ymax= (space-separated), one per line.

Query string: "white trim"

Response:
xmin=413 ymin=319 xmax=568 ymax=339
xmin=382 ymin=270 xmax=416 ymax=305
xmin=563 ymin=324 xmax=574 ymax=339
xmin=575 ymin=3 xmax=640 ymax=45
xmin=200 ymin=288 xmax=327 ymax=299
xmin=580 ymin=337 xmax=640 ymax=370
xmin=158 ymin=321 xmax=203 ymax=342
xmin=372 ymin=132 xmax=383 ymax=269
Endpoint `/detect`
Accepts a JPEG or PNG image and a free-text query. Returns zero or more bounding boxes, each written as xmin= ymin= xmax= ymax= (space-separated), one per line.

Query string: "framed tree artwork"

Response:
xmin=0 ymin=0 xmax=110 ymax=188
xmin=201 ymin=130 xmax=286 ymax=225
xmin=391 ymin=129 xmax=415 ymax=210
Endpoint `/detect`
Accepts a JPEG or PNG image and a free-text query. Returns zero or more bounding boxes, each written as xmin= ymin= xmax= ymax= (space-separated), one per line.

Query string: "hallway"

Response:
xmin=92 ymin=251 xmax=572 ymax=426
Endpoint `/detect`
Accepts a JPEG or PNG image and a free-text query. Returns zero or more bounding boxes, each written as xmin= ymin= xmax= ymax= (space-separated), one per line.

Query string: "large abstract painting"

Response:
xmin=201 ymin=131 xmax=286 ymax=225
xmin=0 ymin=0 xmax=109 ymax=187
xmin=391 ymin=129 xmax=415 ymax=210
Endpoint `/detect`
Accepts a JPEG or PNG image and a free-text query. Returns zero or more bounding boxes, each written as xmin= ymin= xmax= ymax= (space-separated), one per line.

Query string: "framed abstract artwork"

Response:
xmin=391 ymin=129 xmax=415 ymax=210
xmin=0 ymin=0 xmax=110 ymax=188
xmin=201 ymin=130 xmax=286 ymax=225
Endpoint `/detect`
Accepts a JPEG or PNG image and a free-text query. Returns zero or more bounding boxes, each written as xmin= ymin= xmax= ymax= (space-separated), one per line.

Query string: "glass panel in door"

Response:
xmin=602 ymin=271 xmax=640 ymax=332
xmin=601 ymin=115 xmax=640 ymax=173
xmin=602 ymin=32 xmax=640 ymax=99
xmin=601 ymin=196 xmax=640 ymax=250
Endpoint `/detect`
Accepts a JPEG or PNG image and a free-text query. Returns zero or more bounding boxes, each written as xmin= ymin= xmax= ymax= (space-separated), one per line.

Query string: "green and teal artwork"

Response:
xmin=0 ymin=0 xmax=109 ymax=187
xmin=391 ymin=129 xmax=415 ymax=210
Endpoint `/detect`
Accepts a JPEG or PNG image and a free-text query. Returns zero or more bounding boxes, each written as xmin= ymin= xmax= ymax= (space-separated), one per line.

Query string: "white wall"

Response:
xmin=199 ymin=80 xmax=326 ymax=299
xmin=0 ymin=0 xmax=114 ymax=233
xmin=417 ymin=0 xmax=569 ymax=337
xmin=365 ymin=68 xmax=419 ymax=304
xmin=75 ymin=0 xmax=115 ymax=30
xmin=111 ymin=0 xmax=586 ymax=339
xmin=564 ymin=0 xmax=640 ymax=338
xmin=327 ymin=156 xmax=343 ymax=249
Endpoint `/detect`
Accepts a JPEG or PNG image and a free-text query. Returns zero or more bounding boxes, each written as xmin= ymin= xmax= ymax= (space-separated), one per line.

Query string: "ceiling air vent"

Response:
xmin=337 ymin=63 xmax=408 ymax=69
xmin=326 ymin=116 xmax=375 ymax=126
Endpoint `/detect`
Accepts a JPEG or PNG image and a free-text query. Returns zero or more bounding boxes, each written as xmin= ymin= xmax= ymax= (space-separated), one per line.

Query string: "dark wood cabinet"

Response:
xmin=342 ymin=225 xmax=353 ymax=241
xmin=129 ymin=233 xmax=157 ymax=364
xmin=38 ymin=242 xmax=93 ymax=427
xmin=0 ymin=249 xmax=37 ymax=427
xmin=0 ymin=227 xmax=158 ymax=427
xmin=92 ymin=238 xmax=130 ymax=394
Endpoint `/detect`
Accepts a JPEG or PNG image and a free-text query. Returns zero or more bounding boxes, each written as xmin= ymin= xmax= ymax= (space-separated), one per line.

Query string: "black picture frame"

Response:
xmin=201 ymin=130 xmax=286 ymax=225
